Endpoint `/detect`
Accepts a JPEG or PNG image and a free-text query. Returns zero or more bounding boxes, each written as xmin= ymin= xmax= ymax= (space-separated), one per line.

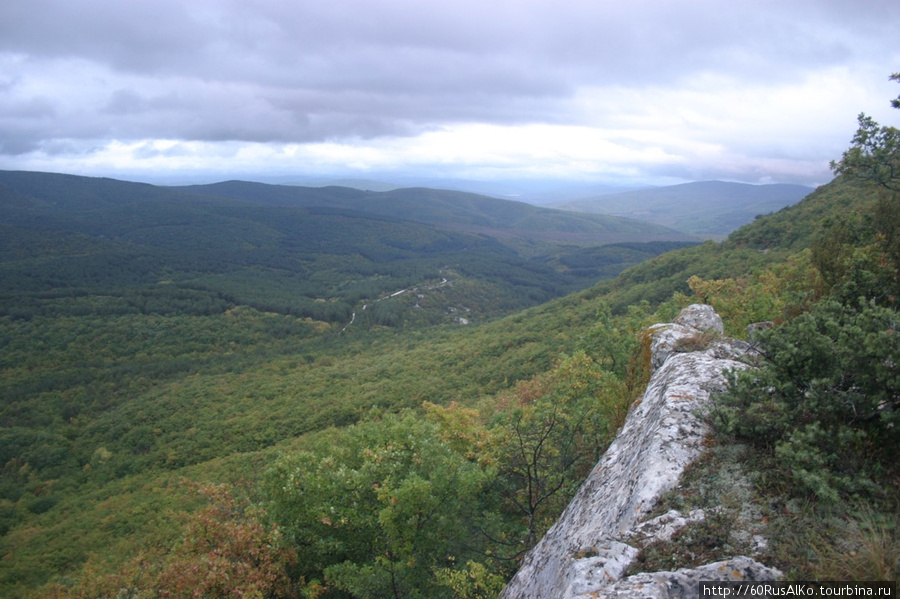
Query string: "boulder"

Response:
xmin=674 ymin=303 xmax=724 ymax=333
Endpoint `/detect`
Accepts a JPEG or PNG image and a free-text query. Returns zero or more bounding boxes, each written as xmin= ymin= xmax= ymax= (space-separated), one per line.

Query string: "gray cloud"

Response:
xmin=0 ymin=0 xmax=898 ymax=184
xmin=104 ymin=89 xmax=149 ymax=116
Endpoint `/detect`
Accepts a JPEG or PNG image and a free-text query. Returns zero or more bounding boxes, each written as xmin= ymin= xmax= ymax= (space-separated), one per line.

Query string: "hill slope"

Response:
xmin=0 ymin=170 xmax=695 ymax=327
xmin=554 ymin=180 xmax=813 ymax=238
xmin=0 ymin=171 xmax=880 ymax=596
xmin=174 ymin=180 xmax=693 ymax=245
xmin=595 ymin=177 xmax=877 ymax=311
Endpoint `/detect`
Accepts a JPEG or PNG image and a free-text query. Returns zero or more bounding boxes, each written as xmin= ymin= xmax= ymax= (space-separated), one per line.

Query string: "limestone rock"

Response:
xmin=674 ymin=303 xmax=724 ymax=333
xmin=499 ymin=305 xmax=778 ymax=599
xmin=747 ymin=321 xmax=774 ymax=342
xmin=647 ymin=322 xmax=701 ymax=371
xmin=647 ymin=304 xmax=723 ymax=371
xmin=622 ymin=509 xmax=707 ymax=545
xmin=585 ymin=556 xmax=783 ymax=599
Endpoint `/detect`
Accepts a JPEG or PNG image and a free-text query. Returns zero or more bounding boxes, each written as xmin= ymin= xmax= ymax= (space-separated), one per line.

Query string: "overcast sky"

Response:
xmin=1 ymin=0 xmax=898 ymax=188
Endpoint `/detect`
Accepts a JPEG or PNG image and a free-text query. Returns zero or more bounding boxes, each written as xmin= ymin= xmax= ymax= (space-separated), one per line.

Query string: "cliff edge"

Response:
xmin=500 ymin=304 xmax=781 ymax=599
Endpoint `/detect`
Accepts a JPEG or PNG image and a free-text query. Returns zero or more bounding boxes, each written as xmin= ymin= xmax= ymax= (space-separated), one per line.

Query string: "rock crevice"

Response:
xmin=500 ymin=304 xmax=779 ymax=599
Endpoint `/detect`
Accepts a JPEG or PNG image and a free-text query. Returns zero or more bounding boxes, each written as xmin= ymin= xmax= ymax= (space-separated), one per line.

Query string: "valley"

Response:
xmin=0 ymin=170 xmax=703 ymax=595
xmin=2 ymin=167 xmax=898 ymax=596
xmin=2 ymin=2 xmax=898 ymax=595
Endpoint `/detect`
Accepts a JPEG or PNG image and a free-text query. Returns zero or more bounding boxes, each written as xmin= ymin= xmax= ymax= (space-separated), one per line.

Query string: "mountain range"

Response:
xmin=0 ymin=170 xmax=696 ymax=328
xmin=171 ymin=179 xmax=689 ymax=244
xmin=552 ymin=180 xmax=814 ymax=238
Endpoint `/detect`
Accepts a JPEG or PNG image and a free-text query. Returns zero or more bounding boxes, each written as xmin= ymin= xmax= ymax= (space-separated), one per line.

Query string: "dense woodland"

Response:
xmin=2 ymin=79 xmax=900 ymax=596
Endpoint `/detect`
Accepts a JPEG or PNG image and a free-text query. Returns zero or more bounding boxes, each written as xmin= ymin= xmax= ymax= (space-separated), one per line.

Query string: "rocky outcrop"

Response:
xmin=500 ymin=305 xmax=779 ymax=599
xmin=588 ymin=557 xmax=783 ymax=599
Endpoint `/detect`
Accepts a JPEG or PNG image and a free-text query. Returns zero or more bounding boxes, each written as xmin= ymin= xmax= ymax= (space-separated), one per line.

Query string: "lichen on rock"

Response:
xmin=500 ymin=305 xmax=780 ymax=599
xmin=589 ymin=556 xmax=783 ymax=599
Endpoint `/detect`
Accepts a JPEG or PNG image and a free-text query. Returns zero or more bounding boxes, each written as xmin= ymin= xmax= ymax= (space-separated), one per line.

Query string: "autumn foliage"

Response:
xmin=38 ymin=483 xmax=295 ymax=599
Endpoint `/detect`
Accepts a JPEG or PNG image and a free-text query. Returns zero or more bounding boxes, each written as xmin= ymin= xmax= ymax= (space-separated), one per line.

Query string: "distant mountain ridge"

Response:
xmin=553 ymin=180 xmax=814 ymax=238
xmin=0 ymin=169 xmax=697 ymax=327
xmin=173 ymin=179 xmax=692 ymax=245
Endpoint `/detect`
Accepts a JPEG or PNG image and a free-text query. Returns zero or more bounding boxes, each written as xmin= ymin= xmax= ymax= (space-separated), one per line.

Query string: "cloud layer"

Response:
xmin=1 ymin=0 xmax=898 ymax=185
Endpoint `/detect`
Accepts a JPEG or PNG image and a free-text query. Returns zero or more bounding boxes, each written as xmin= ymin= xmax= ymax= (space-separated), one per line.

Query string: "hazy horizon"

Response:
xmin=2 ymin=0 xmax=898 ymax=188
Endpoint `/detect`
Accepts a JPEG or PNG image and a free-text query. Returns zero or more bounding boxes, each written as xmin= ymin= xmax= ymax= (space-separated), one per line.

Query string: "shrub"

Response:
xmin=686 ymin=250 xmax=822 ymax=337
xmin=713 ymin=299 xmax=900 ymax=502
xmin=265 ymin=411 xmax=496 ymax=598
xmin=35 ymin=483 xmax=295 ymax=599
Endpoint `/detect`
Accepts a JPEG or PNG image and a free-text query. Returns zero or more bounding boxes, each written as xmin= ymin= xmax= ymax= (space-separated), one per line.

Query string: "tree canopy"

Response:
xmin=830 ymin=73 xmax=900 ymax=191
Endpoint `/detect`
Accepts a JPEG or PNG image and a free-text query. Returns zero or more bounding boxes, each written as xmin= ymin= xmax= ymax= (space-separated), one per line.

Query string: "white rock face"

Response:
xmin=673 ymin=303 xmax=724 ymax=333
xmin=500 ymin=305 xmax=779 ymax=599
xmin=591 ymin=557 xmax=784 ymax=599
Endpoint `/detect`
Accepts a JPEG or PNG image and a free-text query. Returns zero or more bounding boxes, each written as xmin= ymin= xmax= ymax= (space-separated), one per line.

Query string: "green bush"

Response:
xmin=264 ymin=410 xmax=498 ymax=598
xmin=714 ymin=299 xmax=900 ymax=502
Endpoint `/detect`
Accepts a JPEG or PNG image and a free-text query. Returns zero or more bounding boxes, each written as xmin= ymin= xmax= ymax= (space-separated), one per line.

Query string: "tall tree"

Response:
xmin=830 ymin=73 xmax=900 ymax=191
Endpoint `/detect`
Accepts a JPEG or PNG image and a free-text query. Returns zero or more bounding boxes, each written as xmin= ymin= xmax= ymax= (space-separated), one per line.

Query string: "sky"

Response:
xmin=1 ymin=0 xmax=899 ymax=189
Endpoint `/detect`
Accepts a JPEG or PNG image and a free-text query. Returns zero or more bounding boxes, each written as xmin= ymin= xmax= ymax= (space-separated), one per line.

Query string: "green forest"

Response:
xmin=2 ymin=77 xmax=900 ymax=596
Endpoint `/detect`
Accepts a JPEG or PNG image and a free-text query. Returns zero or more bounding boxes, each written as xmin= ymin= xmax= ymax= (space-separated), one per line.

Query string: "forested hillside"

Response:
xmin=0 ymin=171 xmax=696 ymax=596
xmin=0 ymin=170 xmax=694 ymax=325
xmin=555 ymin=180 xmax=813 ymax=238
xmin=174 ymin=180 xmax=690 ymax=241
xmin=3 ymin=83 xmax=900 ymax=596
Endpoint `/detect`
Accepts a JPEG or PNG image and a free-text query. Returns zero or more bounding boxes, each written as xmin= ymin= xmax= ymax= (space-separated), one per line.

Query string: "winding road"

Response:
xmin=339 ymin=274 xmax=450 ymax=333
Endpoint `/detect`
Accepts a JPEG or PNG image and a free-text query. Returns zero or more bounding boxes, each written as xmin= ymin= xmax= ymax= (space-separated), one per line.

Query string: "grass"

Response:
xmin=624 ymin=434 xmax=900 ymax=585
xmin=624 ymin=439 xmax=766 ymax=575
xmin=771 ymin=503 xmax=900 ymax=585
